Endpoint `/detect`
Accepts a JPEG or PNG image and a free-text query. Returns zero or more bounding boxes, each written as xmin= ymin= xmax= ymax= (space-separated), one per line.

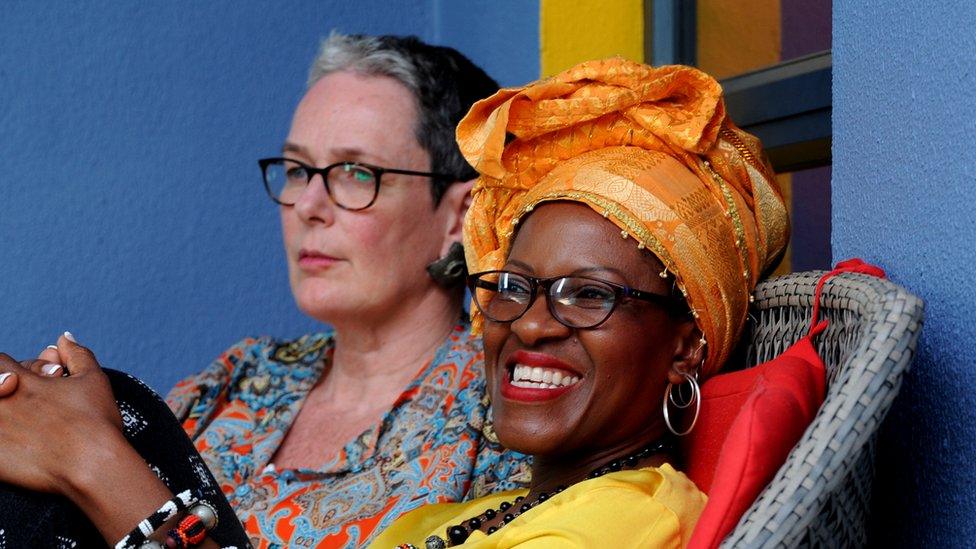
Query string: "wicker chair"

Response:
xmin=720 ymin=271 xmax=924 ymax=548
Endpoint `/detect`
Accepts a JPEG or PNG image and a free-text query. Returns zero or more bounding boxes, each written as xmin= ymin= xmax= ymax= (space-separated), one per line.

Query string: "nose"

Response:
xmin=509 ymin=291 xmax=573 ymax=346
xmin=292 ymin=173 xmax=336 ymax=225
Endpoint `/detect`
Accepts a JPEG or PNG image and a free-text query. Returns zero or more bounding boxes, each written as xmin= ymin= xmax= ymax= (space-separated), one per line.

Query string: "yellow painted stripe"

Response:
xmin=539 ymin=0 xmax=644 ymax=77
xmin=538 ymin=0 xmax=795 ymax=273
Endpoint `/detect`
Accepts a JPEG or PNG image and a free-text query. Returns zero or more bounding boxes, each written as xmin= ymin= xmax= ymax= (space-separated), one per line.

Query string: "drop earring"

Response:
xmin=426 ymin=242 xmax=467 ymax=288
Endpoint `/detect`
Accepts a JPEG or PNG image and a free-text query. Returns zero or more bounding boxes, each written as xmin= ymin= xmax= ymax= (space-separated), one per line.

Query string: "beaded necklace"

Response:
xmin=403 ymin=438 xmax=673 ymax=549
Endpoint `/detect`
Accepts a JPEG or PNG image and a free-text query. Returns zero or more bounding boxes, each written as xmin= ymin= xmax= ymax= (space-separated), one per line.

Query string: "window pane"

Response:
xmin=781 ymin=0 xmax=831 ymax=60
xmin=697 ymin=0 xmax=830 ymax=79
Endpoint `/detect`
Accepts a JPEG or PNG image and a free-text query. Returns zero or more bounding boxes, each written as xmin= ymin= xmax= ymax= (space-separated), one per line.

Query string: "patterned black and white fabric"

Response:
xmin=0 ymin=369 xmax=250 ymax=548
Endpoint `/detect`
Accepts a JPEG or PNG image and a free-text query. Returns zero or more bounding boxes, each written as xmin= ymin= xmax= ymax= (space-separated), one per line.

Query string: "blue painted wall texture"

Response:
xmin=4 ymin=0 xmax=971 ymax=543
xmin=0 ymin=1 xmax=538 ymax=392
xmin=834 ymin=1 xmax=976 ymax=546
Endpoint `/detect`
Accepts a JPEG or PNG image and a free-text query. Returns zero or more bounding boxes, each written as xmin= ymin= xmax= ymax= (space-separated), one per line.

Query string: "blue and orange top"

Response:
xmin=167 ymin=321 xmax=530 ymax=548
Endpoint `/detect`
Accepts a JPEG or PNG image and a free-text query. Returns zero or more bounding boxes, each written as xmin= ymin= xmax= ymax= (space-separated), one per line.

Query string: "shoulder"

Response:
xmin=499 ymin=465 xmax=705 ymax=548
xmin=413 ymin=322 xmax=486 ymax=401
xmin=570 ymin=464 xmax=705 ymax=518
xmin=434 ymin=321 xmax=484 ymax=373
xmin=165 ymin=331 xmax=334 ymax=420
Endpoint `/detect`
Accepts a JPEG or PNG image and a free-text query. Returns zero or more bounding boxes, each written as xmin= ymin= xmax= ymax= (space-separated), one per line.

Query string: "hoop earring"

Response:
xmin=668 ymin=375 xmax=696 ymax=409
xmin=426 ymin=242 xmax=467 ymax=288
xmin=670 ymin=337 xmax=707 ymax=411
xmin=663 ymin=371 xmax=701 ymax=436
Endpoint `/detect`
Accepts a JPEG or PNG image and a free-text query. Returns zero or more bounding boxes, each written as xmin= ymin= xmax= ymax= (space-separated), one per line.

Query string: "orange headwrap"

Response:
xmin=458 ymin=58 xmax=789 ymax=376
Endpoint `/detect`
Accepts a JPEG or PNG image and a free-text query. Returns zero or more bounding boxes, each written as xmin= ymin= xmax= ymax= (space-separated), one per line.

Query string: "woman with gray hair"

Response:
xmin=0 ymin=33 xmax=528 ymax=548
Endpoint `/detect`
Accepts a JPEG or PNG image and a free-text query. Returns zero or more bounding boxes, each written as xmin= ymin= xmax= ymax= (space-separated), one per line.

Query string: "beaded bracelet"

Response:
xmin=166 ymin=500 xmax=219 ymax=548
xmin=114 ymin=489 xmax=198 ymax=549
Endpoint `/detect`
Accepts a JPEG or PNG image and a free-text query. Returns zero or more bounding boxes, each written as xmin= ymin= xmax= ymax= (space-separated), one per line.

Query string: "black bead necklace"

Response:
xmin=420 ymin=438 xmax=673 ymax=548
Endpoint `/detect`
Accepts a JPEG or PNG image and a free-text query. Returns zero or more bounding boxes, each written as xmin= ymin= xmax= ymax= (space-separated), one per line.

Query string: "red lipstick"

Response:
xmin=500 ymin=350 xmax=582 ymax=402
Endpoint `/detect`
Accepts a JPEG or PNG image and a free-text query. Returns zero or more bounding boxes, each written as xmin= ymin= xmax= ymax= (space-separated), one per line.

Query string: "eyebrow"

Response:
xmin=504 ymin=260 xmax=629 ymax=281
xmin=281 ymin=142 xmax=374 ymax=164
xmin=506 ymin=259 xmax=534 ymax=273
xmin=282 ymin=141 xmax=310 ymax=157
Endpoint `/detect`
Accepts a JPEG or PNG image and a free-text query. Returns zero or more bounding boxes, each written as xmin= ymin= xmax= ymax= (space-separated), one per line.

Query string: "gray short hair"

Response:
xmin=309 ymin=32 xmax=498 ymax=203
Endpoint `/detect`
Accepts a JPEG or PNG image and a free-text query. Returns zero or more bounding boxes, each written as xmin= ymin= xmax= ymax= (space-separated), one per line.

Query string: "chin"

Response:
xmin=293 ymin=287 xmax=347 ymax=323
xmin=493 ymin=409 xmax=574 ymax=457
xmin=495 ymin=428 xmax=547 ymax=456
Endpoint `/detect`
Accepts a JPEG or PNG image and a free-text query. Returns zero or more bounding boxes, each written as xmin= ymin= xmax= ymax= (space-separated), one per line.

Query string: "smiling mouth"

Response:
xmin=510 ymin=364 xmax=581 ymax=389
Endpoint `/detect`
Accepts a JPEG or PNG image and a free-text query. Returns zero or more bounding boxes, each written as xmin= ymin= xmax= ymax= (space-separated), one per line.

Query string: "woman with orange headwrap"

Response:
xmin=370 ymin=57 xmax=788 ymax=548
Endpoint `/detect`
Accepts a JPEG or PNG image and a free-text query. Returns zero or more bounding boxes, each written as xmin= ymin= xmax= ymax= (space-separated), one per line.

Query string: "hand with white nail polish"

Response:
xmin=0 ymin=344 xmax=71 ymax=403
xmin=0 ymin=333 xmax=173 ymax=542
xmin=0 ymin=369 xmax=18 ymax=398
xmin=0 ymin=347 xmax=67 ymax=400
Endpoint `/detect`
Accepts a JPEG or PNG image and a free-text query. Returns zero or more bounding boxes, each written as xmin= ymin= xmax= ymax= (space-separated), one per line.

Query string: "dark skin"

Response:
xmin=479 ymin=202 xmax=703 ymax=528
xmin=0 ymin=202 xmax=705 ymax=541
xmin=0 ymin=336 xmax=219 ymax=548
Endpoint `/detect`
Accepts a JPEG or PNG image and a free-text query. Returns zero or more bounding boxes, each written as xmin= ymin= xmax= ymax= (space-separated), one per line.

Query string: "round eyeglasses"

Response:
xmin=467 ymin=270 xmax=684 ymax=329
xmin=259 ymin=157 xmax=456 ymax=211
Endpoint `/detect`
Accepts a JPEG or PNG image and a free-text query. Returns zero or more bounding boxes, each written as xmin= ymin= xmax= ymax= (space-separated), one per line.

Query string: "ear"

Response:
xmin=667 ymin=318 xmax=705 ymax=384
xmin=436 ymin=178 xmax=475 ymax=256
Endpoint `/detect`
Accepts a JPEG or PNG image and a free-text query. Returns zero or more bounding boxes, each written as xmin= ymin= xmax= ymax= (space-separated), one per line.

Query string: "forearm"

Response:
xmin=0 ymin=347 xmax=238 ymax=547
xmin=61 ymin=426 xmax=174 ymax=543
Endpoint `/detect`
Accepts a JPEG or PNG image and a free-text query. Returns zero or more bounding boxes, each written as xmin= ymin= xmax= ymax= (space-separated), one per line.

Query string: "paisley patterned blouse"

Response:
xmin=166 ymin=322 xmax=530 ymax=548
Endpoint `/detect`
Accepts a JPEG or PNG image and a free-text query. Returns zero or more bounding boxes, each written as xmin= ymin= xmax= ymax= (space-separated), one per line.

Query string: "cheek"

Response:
xmin=280 ymin=206 xmax=308 ymax=253
xmin=481 ymin=322 xmax=511 ymax=358
xmin=346 ymin=219 xmax=387 ymax=260
xmin=342 ymin=211 xmax=440 ymax=300
xmin=481 ymin=323 xmax=509 ymax=373
xmin=589 ymin=324 xmax=675 ymax=384
xmin=359 ymin=204 xmax=439 ymax=264
xmin=280 ymin=210 xmax=302 ymax=275
xmin=334 ymin=209 xmax=408 ymax=272
xmin=280 ymin=208 xmax=299 ymax=246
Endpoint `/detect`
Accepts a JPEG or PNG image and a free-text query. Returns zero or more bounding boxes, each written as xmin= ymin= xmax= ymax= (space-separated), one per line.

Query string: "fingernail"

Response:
xmin=46 ymin=344 xmax=58 ymax=350
xmin=63 ymin=331 xmax=77 ymax=343
xmin=42 ymin=364 xmax=63 ymax=376
xmin=0 ymin=372 xmax=11 ymax=385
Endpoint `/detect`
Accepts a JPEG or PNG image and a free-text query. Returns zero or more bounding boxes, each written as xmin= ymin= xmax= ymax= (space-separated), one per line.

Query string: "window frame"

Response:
xmin=645 ymin=1 xmax=832 ymax=172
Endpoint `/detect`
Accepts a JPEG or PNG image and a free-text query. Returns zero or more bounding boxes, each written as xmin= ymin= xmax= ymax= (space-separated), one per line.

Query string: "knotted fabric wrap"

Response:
xmin=458 ymin=58 xmax=789 ymax=376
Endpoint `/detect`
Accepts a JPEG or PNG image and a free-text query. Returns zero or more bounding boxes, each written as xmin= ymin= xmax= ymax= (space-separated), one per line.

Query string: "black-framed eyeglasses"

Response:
xmin=258 ymin=157 xmax=456 ymax=211
xmin=467 ymin=270 xmax=684 ymax=329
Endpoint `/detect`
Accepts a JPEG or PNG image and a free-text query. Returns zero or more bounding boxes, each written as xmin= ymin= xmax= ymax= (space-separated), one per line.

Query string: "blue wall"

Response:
xmin=5 ymin=0 xmax=971 ymax=542
xmin=0 ymin=1 xmax=538 ymax=393
xmin=833 ymin=1 xmax=976 ymax=546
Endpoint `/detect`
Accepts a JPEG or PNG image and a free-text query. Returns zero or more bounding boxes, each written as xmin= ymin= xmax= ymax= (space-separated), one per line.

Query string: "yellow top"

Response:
xmin=369 ymin=464 xmax=706 ymax=548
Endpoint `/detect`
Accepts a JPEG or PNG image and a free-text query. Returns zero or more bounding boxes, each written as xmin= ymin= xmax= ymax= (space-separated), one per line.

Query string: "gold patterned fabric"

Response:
xmin=458 ymin=58 xmax=789 ymax=376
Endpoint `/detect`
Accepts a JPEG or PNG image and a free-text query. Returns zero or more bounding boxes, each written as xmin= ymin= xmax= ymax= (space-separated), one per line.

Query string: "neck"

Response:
xmin=527 ymin=426 xmax=673 ymax=497
xmin=313 ymin=286 xmax=464 ymax=410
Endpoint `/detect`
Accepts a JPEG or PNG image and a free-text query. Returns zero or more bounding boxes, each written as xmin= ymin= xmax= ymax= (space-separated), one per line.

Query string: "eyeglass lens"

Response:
xmin=473 ymin=272 xmax=617 ymax=328
xmin=264 ymin=159 xmax=377 ymax=209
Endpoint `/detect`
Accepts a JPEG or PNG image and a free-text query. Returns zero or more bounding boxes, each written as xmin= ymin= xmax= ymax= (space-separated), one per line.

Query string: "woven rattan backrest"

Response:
xmin=719 ymin=271 xmax=924 ymax=548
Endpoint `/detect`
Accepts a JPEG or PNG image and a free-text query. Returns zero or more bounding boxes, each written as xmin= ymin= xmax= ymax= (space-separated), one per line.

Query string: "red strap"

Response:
xmin=809 ymin=258 xmax=887 ymax=334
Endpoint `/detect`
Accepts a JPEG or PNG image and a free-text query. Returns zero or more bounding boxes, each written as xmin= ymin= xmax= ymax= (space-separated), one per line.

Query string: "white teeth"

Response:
xmin=512 ymin=380 xmax=562 ymax=389
xmin=510 ymin=364 xmax=581 ymax=389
